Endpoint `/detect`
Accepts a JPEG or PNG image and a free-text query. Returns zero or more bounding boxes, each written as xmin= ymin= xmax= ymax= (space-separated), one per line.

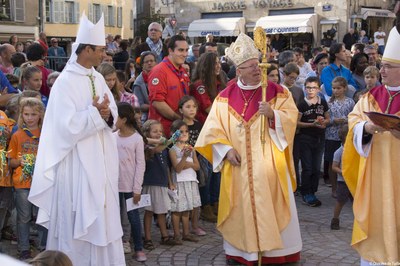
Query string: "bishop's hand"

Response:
xmin=259 ymin=101 xmax=274 ymax=119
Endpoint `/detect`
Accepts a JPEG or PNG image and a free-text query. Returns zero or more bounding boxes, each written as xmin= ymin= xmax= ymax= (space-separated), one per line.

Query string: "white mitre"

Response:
xmin=225 ymin=33 xmax=260 ymax=67
xmin=68 ymin=11 xmax=106 ymax=64
xmin=382 ymin=26 xmax=400 ymax=64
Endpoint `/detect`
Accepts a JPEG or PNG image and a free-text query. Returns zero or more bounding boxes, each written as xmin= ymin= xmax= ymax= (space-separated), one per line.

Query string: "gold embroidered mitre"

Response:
xmin=225 ymin=33 xmax=260 ymax=67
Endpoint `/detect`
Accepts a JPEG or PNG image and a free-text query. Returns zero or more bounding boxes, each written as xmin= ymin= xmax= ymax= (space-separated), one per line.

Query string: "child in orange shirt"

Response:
xmin=8 ymin=97 xmax=44 ymax=260
xmin=0 ymin=110 xmax=13 ymax=242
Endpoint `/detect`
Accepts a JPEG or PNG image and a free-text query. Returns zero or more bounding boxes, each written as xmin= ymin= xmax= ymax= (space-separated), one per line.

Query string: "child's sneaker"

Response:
xmin=302 ymin=194 xmax=319 ymax=207
xmin=123 ymin=241 xmax=131 ymax=254
xmin=135 ymin=251 xmax=147 ymax=262
xmin=331 ymin=218 xmax=340 ymax=230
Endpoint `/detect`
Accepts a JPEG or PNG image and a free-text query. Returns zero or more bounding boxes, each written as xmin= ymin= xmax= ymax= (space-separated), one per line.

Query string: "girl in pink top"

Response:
xmin=115 ymin=102 xmax=147 ymax=262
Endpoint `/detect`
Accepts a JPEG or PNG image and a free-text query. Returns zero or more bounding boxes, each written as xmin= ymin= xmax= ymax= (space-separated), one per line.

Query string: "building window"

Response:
xmin=136 ymin=0 xmax=143 ymax=14
xmin=117 ymin=6 xmax=122 ymax=28
xmin=13 ymin=0 xmax=24 ymax=21
xmin=0 ymin=0 xmax=12 ymax=21
xmin=106 ymin=5 xmax=114 ymax=26
xmin=64 ymin=1 xmax=74 ymax=23
xmin=93 ymin=3 xmax=101 ymax=23
xmin=45 ymin=0 xmax=51 ymax=22
xmin=0 ymin=0 xmax=24 ymax=22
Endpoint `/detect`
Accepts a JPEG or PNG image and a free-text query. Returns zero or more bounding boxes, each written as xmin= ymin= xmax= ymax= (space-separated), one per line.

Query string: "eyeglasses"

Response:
xmin=286 ymin=75 xmax=298 ymax=81
xmin=380 ymin=64 xmax=400 ymax=71
xmin=305 ymin=86 xmax=319 ymax=90
xmin=238 ymin=64 xmax=259 ymax=70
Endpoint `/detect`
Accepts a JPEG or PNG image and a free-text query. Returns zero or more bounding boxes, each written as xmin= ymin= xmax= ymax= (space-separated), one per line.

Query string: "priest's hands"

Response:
xmin=259 ymin=102 xmax=274 ymax=119
xmin=226 ymin=148 xmax=241 ymax=166
xmin=364 ymin=121 xmax=386 ymax=135
xmin=93 ymin=94 xmax=111 ymax=121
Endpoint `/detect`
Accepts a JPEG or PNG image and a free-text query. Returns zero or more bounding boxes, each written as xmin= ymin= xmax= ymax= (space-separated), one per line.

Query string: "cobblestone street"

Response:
xmin=1 ymin=181 xmax=359 ymax=265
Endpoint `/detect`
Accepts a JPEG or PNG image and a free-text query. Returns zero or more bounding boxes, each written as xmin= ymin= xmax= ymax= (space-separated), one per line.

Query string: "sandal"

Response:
xmin=160 ymin=236 xmax=182 ymax=245
xmin=182 ymin=234 xmax=199 ymax=242
xmin=143 ymin=239 xmax=155 ymax=250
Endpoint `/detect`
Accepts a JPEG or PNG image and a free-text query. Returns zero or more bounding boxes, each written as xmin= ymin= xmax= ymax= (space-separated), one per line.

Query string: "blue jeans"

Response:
xmin=15 ymin=188 xmax=32 ymax=252
xmin=299 ymin=134 xmax=325 ymax=196
xmin=119 ymin=192 xmax=143 ymax=252
xmin=378 ymin=45 xmax=385 ymax=55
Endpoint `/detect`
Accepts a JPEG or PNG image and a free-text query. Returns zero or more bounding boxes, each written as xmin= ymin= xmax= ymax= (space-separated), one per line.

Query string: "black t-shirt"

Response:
xmin=298 ymin=97 xmax=329 ymax=137
xmin=187 ymin=120 xmax=203 ymax=147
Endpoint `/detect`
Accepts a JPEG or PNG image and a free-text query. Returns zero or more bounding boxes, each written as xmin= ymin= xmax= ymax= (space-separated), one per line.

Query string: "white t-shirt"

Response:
xmin=374 ymin=31 xmax=386 ymax=46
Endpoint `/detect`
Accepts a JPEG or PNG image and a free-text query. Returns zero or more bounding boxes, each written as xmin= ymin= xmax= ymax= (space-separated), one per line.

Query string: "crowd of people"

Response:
xmin=0 ymin=7 xmax=399 ymax=265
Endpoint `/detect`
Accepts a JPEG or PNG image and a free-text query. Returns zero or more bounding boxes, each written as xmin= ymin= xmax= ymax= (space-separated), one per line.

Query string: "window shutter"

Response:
xmin=112 ymin=6 xmax=115 ymax=26
xmin=117 ymin=7 xmax=122 ymax=28
xmin=14 ymin=0 xmax=25 ymax=22
xmin=87 ymin=3 xmax=93 ymax=22
xmin=73 ymin=1 xmax=79 ymax=23
xmin=53 ymin=0 xmax=65 ymax=23
xmin=103 ymin=5 xmax=108 ymax=26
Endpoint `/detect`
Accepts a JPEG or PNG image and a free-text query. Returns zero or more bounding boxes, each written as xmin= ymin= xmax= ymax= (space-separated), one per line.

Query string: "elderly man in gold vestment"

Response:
xmin=343 ymin=3 xmax=400 ymax=265
xmin=195 ymin=33 xmax=302 ymax=265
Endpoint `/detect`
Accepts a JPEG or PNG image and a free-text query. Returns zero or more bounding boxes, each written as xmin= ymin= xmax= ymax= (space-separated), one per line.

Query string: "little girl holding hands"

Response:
xmin=142 ymin=120 xmax=179 ymax=249
xmin=169 ymin=120 xmax=201 ymax=243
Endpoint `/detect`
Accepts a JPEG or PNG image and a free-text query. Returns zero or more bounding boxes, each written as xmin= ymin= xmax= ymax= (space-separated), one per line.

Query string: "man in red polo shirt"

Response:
xmin=148 ymin=34 xmax=189 ymax=137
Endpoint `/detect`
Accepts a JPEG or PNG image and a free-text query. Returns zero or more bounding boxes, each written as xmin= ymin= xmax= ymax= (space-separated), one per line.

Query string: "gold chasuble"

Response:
xmin=343 ymin=85 xmax=400 ymax=263
xmin=195 ymin=80 xmax=299 ymax=254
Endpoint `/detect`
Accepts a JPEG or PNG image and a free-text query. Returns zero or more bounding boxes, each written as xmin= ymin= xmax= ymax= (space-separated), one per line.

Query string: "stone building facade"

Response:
xmin=152 ymin=0 xmax=397 ymax=48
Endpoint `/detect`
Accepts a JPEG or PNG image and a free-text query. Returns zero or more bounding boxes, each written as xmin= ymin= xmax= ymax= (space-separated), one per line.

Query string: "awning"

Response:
xmin=255 ymin=14 xmax=317 ymax=35
xmin=361 ymin=8 xmax=395 ymax=20
xmin=187 ymin=17 xmax=245 ymax=37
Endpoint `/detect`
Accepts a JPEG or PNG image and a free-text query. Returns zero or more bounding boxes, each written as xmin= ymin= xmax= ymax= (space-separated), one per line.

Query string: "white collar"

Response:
xmin=387 ymin=86 xmax=400 ymax=92
xmin=237 ymin=78 xmax=261 ymax=90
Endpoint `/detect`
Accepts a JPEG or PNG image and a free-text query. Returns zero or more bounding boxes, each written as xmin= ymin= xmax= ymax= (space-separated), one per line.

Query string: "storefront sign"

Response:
xmin=201 ymin=31 xmax=221 ymax=36
xmin=265 ymin=27 xmax=300 ymax=34
xmin=211 ymin=0 xmax=294 ymax=11
xmin=212 ymin=1 xmax=246 ymax=11
xmin=253 ymin=0 xmax=294 ymax=8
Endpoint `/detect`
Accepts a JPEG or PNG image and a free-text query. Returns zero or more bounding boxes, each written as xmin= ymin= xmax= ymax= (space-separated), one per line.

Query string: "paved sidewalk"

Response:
xmin=1 ymin=181 xmax=359 ymax=265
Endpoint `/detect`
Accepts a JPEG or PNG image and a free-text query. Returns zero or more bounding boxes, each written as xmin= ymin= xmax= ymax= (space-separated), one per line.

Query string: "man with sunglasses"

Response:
xmin=135 ymin=22 xmax=168 ymax=63
xmin=48 ymin=38 xmax=66 ymax=70
xmin=343 ymin=3 xmax=400 ymax=264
